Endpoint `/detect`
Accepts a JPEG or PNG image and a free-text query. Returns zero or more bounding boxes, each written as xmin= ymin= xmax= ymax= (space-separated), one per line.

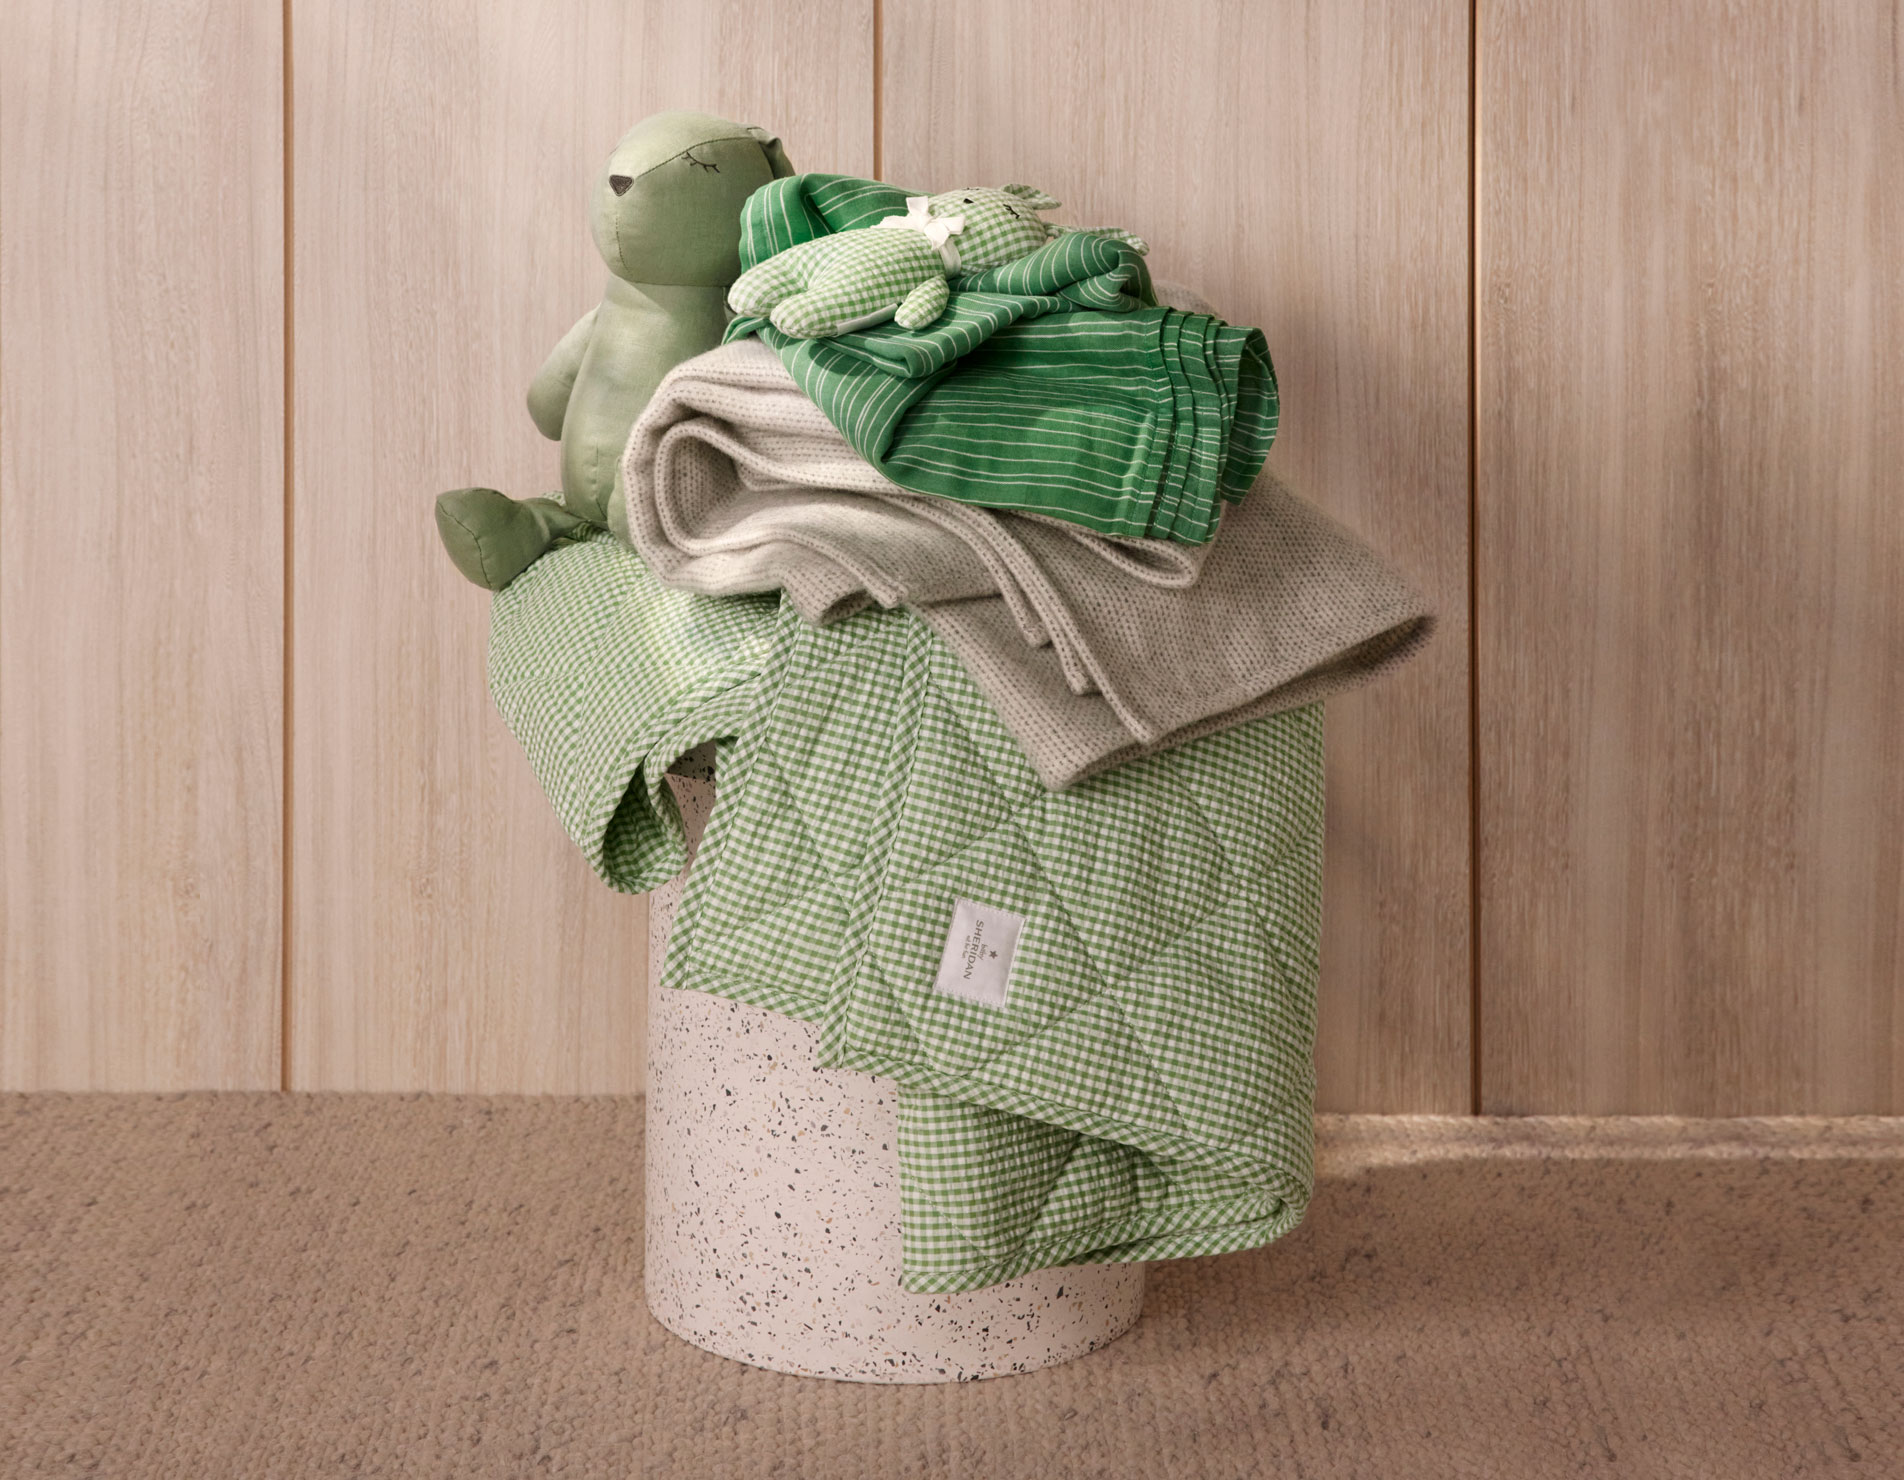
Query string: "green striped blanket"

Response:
xmin=724 ymin=174 xmax=1280 ymax=544
xmin=489 ymin=529 xmax=1322 ymax=1291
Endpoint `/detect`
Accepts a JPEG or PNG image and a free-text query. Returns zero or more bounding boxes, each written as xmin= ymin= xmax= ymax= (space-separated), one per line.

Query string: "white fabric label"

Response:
xmin=931 ymin=898 xmax=1026 ymax=1009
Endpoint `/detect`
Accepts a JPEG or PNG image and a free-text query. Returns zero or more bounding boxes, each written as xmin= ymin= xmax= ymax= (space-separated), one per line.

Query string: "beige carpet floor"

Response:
xmin=1 ymin=1097 xmax=1899 ymax=1479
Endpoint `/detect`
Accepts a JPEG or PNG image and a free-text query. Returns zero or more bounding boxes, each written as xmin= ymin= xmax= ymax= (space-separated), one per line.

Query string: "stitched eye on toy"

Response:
xmin=608 ymin=175 xmax=633 ymax=196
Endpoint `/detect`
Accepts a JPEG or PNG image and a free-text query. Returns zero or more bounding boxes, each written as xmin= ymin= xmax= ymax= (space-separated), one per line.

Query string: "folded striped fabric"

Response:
xmin=724 ymin=173 xmax=1280 ymax=545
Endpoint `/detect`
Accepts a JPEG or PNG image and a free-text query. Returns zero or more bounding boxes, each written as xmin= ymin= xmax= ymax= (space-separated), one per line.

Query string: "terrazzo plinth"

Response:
xmin=643 ymin=764 xmax=1146 ymax=1383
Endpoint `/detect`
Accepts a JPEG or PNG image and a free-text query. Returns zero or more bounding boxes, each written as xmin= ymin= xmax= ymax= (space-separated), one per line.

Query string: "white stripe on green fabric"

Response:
xmin=724 ymin=173 xmax=1279 ymax=546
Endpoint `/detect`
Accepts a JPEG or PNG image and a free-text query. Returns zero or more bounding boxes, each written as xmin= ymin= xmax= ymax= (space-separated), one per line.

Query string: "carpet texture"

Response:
xmin=2 ymin=1096 xmax=1899 ymax=1479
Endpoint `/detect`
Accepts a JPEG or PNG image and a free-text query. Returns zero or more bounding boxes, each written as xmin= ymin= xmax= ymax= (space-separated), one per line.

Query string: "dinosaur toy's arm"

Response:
xmin=526 ymin=306 xmax=599 ymax=441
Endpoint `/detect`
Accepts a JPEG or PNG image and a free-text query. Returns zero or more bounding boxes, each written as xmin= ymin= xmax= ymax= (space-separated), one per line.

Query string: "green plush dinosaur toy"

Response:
xmin=436 ymin=111 xmax=793 ymax=590
xmin=727 ymin=183 xmax=1144 ymax=339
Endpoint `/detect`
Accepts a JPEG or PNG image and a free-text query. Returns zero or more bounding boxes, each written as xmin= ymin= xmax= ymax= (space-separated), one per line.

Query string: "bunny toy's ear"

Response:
xmin=1001 ymin=183 xmax=1062 ymax=211
xmin=746 ymin=126 xmax=797 ymax=178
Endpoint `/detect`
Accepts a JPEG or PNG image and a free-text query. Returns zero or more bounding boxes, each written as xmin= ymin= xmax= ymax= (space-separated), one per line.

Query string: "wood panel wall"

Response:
xmin=4 ymin=2 xmax=1899 ymax=1112
xmin=288 ymin=0 xmax=872 ymax=1090
xmin=882 ymin=0 xmax=1475 ymax=1111
xmin=1478 ymin=1 xmax=1904 ymax=1114
xmin=1 ymin=0 xmax=285 ymax=1090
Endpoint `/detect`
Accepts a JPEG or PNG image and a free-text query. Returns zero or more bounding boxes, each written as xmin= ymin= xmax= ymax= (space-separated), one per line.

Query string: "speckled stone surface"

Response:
xmin=644 ymin=766 xmax=1146 ymax=1383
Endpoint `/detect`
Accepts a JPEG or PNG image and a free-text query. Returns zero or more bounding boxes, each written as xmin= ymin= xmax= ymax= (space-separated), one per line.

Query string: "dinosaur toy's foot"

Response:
xmin=435 ymin=488 xmax=593 ymax=590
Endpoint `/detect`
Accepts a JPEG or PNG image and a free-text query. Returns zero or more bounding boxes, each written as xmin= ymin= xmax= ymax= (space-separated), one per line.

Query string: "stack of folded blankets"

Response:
xmin=487 ymin=174 xmax=1432 ymax=1293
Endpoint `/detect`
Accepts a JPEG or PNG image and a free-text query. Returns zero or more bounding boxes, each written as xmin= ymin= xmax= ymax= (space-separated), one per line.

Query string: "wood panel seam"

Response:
xmin=281 ymin=0 xmax=296 ymax=1093
xmin=1468 ymin=0 xmax=1483 ymax=1116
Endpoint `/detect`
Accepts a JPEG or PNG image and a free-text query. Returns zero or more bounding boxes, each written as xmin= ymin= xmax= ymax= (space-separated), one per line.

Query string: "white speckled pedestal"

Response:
xmin=644 ymin=758 xmax=1145 ymax=1383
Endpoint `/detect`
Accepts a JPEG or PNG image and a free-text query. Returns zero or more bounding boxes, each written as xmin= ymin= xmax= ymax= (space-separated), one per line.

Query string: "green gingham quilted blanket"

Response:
xmin=489 ymin=530 xmax=1321 ymax=1291
xmin=724 ymin=174 xmax=1280 ymax=545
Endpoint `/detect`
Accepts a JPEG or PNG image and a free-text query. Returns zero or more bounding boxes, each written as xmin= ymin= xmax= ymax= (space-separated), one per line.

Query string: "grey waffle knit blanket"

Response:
xmin=614 ymin=335 xmax=1431 ymax=790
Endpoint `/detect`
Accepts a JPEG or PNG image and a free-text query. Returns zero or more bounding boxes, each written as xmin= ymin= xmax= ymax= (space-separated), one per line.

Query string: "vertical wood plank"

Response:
xmin=882 ymin=0 xmax=1474 ymax=1110
xmin=290 ymin=0 xmax=873 ymax=1090
xmin=1479 ymin=4 xmax=1904 ymax=1112
xmin=0 ymin=0 xmax=284 ymax=1090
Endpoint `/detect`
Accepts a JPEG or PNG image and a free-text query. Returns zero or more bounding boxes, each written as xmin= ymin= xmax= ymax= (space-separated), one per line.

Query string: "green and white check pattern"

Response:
xmin=727 ymin=184 xmax=1066 ymax=339
xmin=489 ymin=530 xmax=1323 ymax=1292
xmin=725 ymin=174 xmax=1280 ymax=546
xmin=727 ymin=227 xmax=949 ymax=338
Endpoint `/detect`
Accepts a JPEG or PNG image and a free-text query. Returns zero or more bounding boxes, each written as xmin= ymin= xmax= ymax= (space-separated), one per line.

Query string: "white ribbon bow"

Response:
xmin=875 ymin=196 xmax=965 ymax=272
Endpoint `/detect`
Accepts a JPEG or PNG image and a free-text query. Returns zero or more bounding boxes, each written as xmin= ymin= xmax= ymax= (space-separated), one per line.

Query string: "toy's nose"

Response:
xmin=608 ymin=175 xmax=633 ymax=197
